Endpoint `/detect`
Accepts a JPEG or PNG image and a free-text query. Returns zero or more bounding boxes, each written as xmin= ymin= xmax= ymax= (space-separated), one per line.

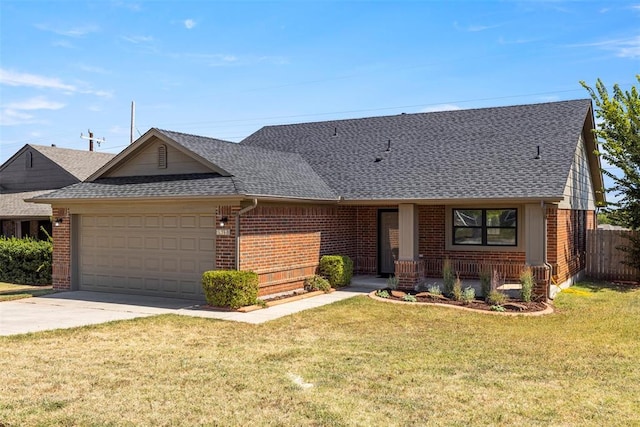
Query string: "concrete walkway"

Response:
xmin=0 ymin=276 xmax=383 ymax=336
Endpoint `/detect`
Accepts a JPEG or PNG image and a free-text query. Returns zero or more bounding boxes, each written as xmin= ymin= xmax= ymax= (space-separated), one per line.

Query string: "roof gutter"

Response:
xmin=235 ymin=198 xmax=258 ymax=270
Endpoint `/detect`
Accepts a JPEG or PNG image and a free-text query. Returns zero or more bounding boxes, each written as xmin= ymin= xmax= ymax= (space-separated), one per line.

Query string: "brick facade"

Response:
xmin=51 ymin=207 xmax=71 ymax=290
xmin=547 ymin=207 xmax=595 ymax=285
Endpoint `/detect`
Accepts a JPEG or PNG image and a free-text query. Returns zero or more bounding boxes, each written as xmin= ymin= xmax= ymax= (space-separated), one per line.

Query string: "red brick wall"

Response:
xmin=238 ymin=205 xmax=357 ymax=295
xmin=51 ymin=207 xmax=71 ymax=290
xmin=215 ymin=205 xmax=238 ymax=271
xmin=548 ymin=207 xmax=593 ymax=285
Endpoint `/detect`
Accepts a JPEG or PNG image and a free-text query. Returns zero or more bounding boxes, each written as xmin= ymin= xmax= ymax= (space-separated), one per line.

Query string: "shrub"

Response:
xmin=479 ymin=267 xmax=491 ymax=298
xmin=490 ymin=304 xmax=506 ymax=312
xmin=387 ymin=275 xmax=399 ymax=290
xmin=376 ymin=289 xmax=390 ymax=298
xmin=520 ymin=266 xmax=534 ymax=302
xmin=427 ymin=284 xmax=442 ymax=295
xmin=303 ymin=275 xmax=331 ymax=293
xmin=442 ymin=258 xmax=455 ymax=296
xmin=452 ymin=274 xmax=463 ymax=301
xmin=0 ymin=237 xmax=52 ymax=285
xmin=201 ymin=270 xmax=259 ymax=309
xmin=402 ymin=294 xmax=417 ymax=302
xmin=318 ymin=255 xmax=353 ymax=288
xmin=486 ymin=290 xmax=507 ymax=306
xmin=461 ymin=287 xmax=475 ymax=304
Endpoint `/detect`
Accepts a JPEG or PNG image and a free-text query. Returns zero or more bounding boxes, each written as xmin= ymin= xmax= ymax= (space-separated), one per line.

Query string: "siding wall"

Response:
xmin=559 ymin=134 xmax=597 ymax=211
xmin=105 ymin=139 xmax=211 ymax=177
xmin=0 ymin=148 xmax=76 ymax=192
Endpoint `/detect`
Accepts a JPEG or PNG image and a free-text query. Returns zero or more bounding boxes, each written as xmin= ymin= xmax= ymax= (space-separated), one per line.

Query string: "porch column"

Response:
xmin=395 ymin=203 xmax=425 ymax=290
xmin=525 ymin=203 xmax=549 ymax=299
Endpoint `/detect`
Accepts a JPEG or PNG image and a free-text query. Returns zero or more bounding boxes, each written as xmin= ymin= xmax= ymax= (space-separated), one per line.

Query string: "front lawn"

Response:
xmin=0 ymin=282 xmax=54 ymax=301
xmin=1 ymin=281 xmax=638 ymax=426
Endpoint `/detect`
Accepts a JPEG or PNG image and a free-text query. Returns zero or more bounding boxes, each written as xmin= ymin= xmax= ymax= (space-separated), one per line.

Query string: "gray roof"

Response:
xmin=0 ymin=190 xmax=53 ymax=218
xmin=242 ymin=99 xmax=594 ymax=201
xmin=35 ymin=173 xmax=238 ymax=200
xmin=27 ymin=145 xmax=115 ymax=181
xmin=153 ymin=129 xmax=337 ymax=200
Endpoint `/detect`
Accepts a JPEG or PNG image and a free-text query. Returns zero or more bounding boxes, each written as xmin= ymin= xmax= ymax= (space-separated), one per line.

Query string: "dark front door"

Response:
xmin=378 ymin=209 xmax=399 ymax=276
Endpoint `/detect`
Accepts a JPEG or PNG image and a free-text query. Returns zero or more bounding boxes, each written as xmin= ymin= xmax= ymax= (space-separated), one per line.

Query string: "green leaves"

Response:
xmin=0 ymin=237 xmax=52 ymax=285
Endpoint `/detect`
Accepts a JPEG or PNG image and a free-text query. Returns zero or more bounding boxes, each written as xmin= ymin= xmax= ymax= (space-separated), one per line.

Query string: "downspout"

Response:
xmin=235 ymin=198 xmax=258 ymax=270
xmin=542 ymin=201 xmax=553 ymax=301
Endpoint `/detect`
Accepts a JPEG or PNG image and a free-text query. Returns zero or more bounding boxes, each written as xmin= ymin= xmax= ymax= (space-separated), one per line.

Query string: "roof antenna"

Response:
xmin=534 ymin=145 xmax=541 ymax=160
xmin=385 ymin=139 xmax=391 ymax=152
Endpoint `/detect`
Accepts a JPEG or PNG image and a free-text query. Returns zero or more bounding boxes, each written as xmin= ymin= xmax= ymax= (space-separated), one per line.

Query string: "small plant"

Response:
xmin=490 ymin=304 xmax=506 ymax=312
xmin=443 ymin=258 xmax=455 ymax=296
xmin=427 ymin=284 xmax=442 ymax=295
xmin=256 ymin=299 xmax=267 ymax=308
xmin=461 ymin=287 xmax=475 ymax=304
xmin=486 ymin=290 xmax=507 ymax=306
xmin=303 ymin=275 xmax=331 ymax=293
xmin=452 ymin=274 xmax=463 ymax=301
xmin=202 ymin=270 xmax=259 ymax=309
xmin=479 ymin=267 xmax=491 ymax=299
xmin=318 ymin=255 xmax=353 ymax=288
xmin=386 ymin=275 xmax=399 ymax=290
xmin=520 ymin=266 xmax=534 ymax=302
xmin=402 ymin=294 xmax=417 ymax=302
xmin=376 ymin=289 xmax=390 ymax=299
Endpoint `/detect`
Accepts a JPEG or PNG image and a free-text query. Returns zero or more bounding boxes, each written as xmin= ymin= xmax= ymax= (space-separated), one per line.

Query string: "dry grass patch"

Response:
xmin=1 ymin=281 xmax=639 ymax=426
xmin=0 ymin=282 xmax=54 ymax=301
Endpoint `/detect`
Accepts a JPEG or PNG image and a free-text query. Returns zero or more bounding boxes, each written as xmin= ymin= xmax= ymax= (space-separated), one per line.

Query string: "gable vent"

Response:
xmin=158 ymin=144 xmax=167 ymax=169
xmin=25 ymin=151 xmax=33 ymax=169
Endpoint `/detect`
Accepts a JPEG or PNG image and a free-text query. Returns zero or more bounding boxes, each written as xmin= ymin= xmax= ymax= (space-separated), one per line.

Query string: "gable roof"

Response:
xmin=34 ymin=128 xmax=338 ymax=202
xmin=242 ymin=99 xmax=599 ymax=203
xmin=0 ymin=190 xmax=53 ymax=218
xmin=0 ymin=144 xmax=115 ymax=182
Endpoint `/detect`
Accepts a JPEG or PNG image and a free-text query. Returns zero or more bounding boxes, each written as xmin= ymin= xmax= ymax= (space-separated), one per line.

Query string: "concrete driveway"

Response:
xmin=0 ymin=281 xmax=377 ymax=336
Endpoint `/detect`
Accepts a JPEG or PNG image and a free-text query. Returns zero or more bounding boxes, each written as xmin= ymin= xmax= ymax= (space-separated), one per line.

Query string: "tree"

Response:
xmin=581 ymin=75 xmax=640 ymax=272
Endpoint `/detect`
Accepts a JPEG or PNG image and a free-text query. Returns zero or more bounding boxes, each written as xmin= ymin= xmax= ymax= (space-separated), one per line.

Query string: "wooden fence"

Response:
xmin=586 ymin=229 xmax=639 ymax=281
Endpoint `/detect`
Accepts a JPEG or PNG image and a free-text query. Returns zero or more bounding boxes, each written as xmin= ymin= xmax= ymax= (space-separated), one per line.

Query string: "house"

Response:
xmin=0 ymin=144 xmax=114 ymax=239
xmin=31 ymin=99 xmax=604 ymax=301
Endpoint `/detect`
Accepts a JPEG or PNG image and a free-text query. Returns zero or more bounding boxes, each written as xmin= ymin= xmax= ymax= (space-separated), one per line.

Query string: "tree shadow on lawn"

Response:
xmin=578 ymin=279 xmax=640 ymax=293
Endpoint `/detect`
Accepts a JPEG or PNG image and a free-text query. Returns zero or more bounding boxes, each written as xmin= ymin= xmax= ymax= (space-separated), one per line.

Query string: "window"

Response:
xmin=453 ymin=208 xmax=517 ymax=246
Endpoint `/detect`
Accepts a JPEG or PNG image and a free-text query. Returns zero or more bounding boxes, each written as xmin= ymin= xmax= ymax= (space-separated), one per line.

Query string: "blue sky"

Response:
xmin=0 ymin=0 xmax=638 ymax=165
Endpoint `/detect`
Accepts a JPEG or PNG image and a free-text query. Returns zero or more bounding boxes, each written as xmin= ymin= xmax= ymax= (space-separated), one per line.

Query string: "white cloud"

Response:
xmin=79 ymin=64 xmax=110 ymax=74
xmin=184 ymin=19 xmax=196 ymax=29
xmin=421 ymin=104 xmax=463 ymax=113
xmin=5 ymin=97 xmax=65 ymax=111
xmin=35 ymin=23 xmax=99 ymax=37
xmin=52 ymin=40 xmax=75 ymax=49
xmin=0 ymin=109 xmax=35 ymax=126
xmin=572 ymin=35 xmax=640 ymax=58
xmin=0 ymin=68 xmax=112 ymax=98
xmin=0 ymin=68 xmax=76 ymax=92
xmin=120 ymin=35 xmax=154 ymax=44
xmin=454 ymin=21 xmax=501 ymax=32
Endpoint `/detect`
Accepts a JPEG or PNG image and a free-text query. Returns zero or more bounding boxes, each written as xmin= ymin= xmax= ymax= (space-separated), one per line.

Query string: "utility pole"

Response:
xmin=130 ymin=101 xmax=135 ymax=144
xmin=80 ymin=129 xmax=106 ymax=151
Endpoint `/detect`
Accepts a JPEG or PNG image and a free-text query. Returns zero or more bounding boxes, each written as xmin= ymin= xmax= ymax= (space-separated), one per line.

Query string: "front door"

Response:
xmin=378 ymin=209 xmax=399 ymax=276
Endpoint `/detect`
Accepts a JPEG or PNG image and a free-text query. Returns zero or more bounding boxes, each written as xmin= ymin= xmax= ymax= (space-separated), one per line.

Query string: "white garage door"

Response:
xmin=78 ymin=213 xmax=215 ymax=300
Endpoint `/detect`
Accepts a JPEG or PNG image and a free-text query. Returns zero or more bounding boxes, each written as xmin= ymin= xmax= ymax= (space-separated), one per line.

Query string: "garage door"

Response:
xmin=78 ymin=213 xmax=215 ymax=300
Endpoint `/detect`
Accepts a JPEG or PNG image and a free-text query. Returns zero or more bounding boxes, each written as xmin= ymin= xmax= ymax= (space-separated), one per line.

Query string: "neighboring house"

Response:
xmin=0 ymin=144 xmax=114 ymax=239
xmin=32 ymin=99 xmax=604 ymax=300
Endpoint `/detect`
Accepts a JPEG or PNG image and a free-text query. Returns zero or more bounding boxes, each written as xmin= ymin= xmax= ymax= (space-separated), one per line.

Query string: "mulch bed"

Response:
xmin=376 ymin=289 xmax=548 ymax=313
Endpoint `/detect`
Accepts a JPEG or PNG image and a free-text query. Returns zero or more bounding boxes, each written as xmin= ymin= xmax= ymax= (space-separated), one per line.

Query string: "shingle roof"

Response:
xmin=28 ymin=145 xmax=115 ymax=181
xmin=241 ymin=99 xmax=594 ymax=201
xmin=0 ymin=190 xmax=53 ymax=218
xmin=32 ymin=174 xmax=238 ymax=200
xmin=155 ymin=129 xmax=338 ymax=200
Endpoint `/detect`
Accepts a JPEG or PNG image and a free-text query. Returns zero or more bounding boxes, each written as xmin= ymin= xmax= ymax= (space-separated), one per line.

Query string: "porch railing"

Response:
xmin=423 ymin=258 xmax=550 ymax=284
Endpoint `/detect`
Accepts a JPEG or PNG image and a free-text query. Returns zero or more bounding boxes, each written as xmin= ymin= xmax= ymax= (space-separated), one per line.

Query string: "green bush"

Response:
xmin=479 ymin=267 xmax=491 ymax=298
xmin=318 ymin=255 xmax=353 ymax=288
xmin=486 ymin=290 xmax=507 ymax=306
xmin=0 ymin=237 xmax=52 ymax=285
xmin=201 ymin=270 xmax=259 ymax=309
xmin=461 ymin=287 xmax=476 ymax=304
xmin=303 ymin=275 xmax=331 ymax=292
xmin=520 ymin=266 xmax=534 ymax=302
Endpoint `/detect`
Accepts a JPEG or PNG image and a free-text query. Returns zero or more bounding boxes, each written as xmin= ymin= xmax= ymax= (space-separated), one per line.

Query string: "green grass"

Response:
xmin=0 ymin=282 xmax=54 ymax=301
xmin=1 ymin=281 xmax=639 ymax=426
